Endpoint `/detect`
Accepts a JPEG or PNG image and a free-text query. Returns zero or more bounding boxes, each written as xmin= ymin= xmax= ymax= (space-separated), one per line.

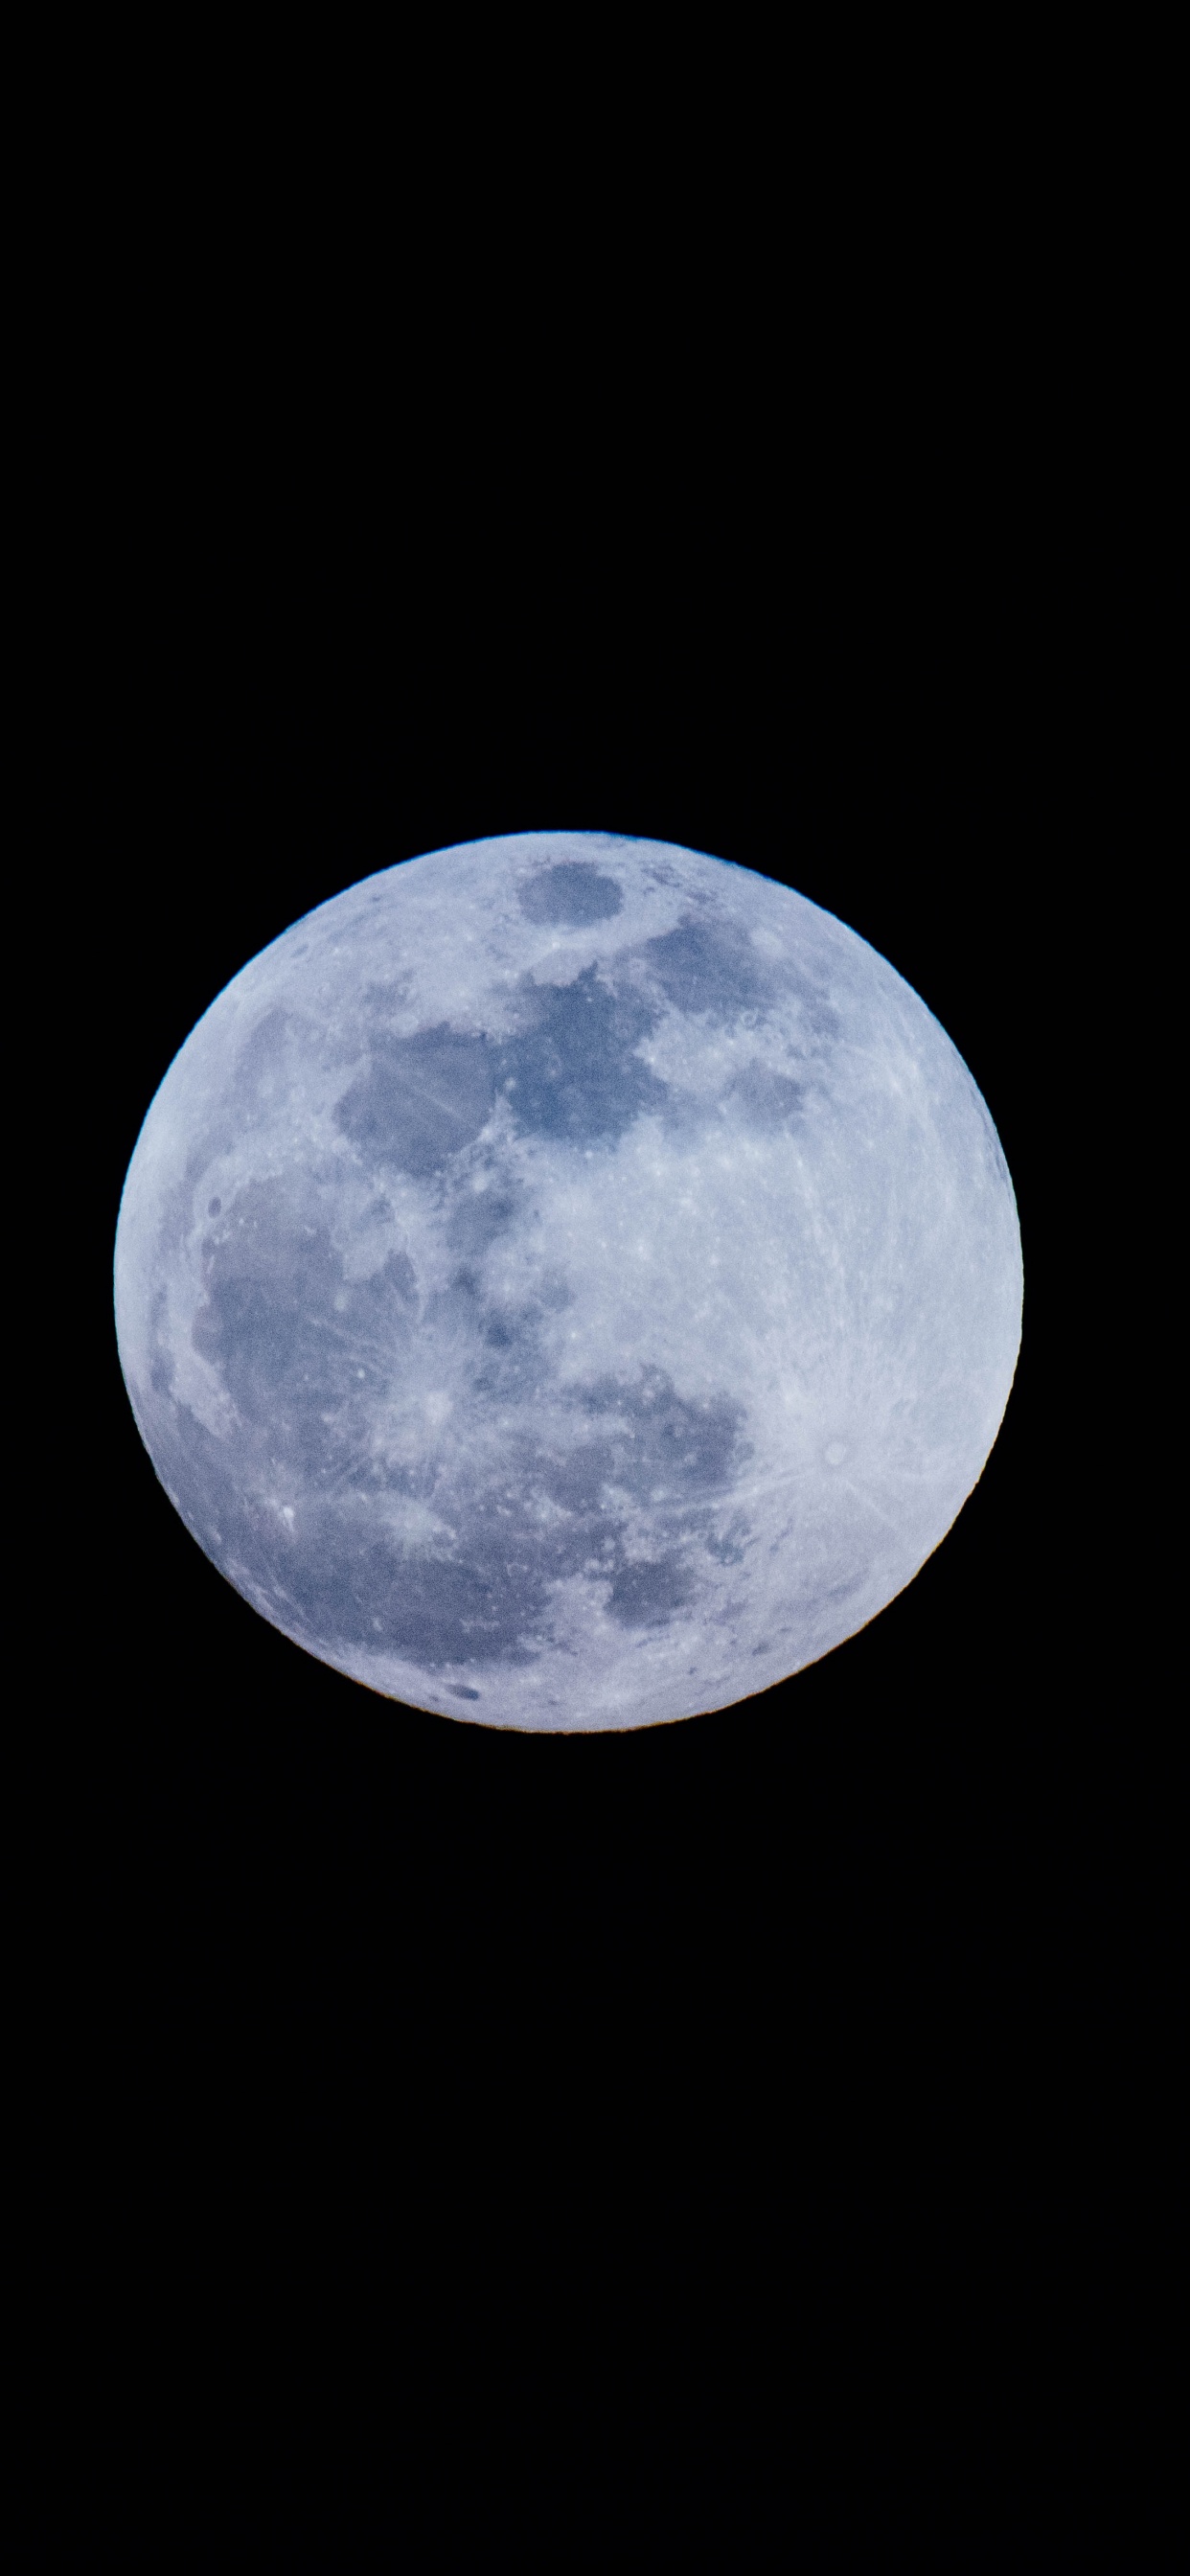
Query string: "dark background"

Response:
xmin=35 ymin=393 xmax=1164 ymax=2566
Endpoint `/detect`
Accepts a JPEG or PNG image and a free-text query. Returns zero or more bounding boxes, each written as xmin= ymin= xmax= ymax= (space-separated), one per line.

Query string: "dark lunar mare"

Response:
xmin=336 ymin=1027 xmax=497 ymax=1177
xmin=149 ymin=1184 xmax=755 ymax=1678
xmin=643 ymin=917 xmax=772 ymax=1024
xmin=517 ymin=862 xmax=624 ymax=926
xmin=497 ymin=967 xmax=667 ymax=1144
xmin=336 ymin=966 xmax=669 ymax=1173
xmin=725 ymin=1063 xmax=807 ymax=1130
xmin=190 ymin=1184 xmax=419 ymax=1484
xmin=642 ymin=911 xmax=843 ymax=1051
xmin=332 ymin=918 xmax=836 ymax=1192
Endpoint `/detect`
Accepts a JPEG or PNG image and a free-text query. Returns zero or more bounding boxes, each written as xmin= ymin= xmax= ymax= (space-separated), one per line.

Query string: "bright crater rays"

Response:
xmin=114 ymin=834 xmax=1021 ymax=1729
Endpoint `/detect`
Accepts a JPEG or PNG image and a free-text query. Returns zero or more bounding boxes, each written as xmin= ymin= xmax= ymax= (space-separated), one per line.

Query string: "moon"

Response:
xmin=114 ymin=834 xmax=1021 ymax=1730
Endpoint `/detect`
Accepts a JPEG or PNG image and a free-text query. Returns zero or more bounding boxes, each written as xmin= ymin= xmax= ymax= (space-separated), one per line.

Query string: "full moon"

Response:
xmin=114 ymin=834 xmax=1021 ymax=1730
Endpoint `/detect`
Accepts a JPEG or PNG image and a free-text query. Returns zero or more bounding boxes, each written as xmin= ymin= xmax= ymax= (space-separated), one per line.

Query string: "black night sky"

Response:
xmin=36 ymin=400 xmax=1158 ymax=2569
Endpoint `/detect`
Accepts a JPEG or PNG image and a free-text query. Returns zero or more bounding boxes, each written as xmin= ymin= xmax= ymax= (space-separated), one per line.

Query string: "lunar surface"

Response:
xmin=114 ymin=834 xmax=1021 ymax=1730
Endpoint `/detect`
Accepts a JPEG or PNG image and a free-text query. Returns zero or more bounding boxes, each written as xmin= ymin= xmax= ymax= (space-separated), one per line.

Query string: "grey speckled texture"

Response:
xmin=114 ymin=834 xmax=1022 ymax=1729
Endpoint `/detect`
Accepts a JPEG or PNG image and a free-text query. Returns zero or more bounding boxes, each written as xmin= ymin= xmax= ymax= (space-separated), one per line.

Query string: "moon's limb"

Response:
xmin=114 ymin=834 xmax=1022 ymax=1729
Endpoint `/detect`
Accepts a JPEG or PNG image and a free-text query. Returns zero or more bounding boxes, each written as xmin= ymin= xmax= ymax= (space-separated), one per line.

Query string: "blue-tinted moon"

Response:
xmin=114 ymin=834 xmax=1021 ymax=1729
